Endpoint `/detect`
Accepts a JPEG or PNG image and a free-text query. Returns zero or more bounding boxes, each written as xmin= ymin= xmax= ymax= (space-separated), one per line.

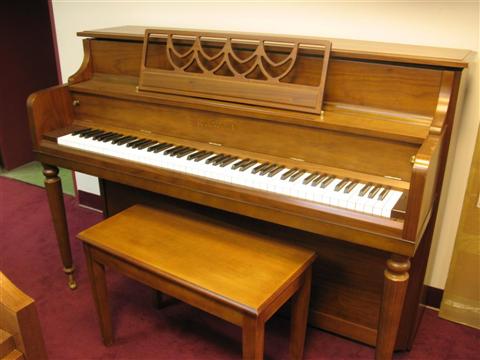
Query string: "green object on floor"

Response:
xmin=0 ymin=161 xmax=75 ymax=196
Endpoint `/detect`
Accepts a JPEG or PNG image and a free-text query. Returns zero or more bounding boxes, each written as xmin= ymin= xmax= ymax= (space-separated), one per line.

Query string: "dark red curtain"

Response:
xmin=0 ymin=0 xmax=60 ymax=169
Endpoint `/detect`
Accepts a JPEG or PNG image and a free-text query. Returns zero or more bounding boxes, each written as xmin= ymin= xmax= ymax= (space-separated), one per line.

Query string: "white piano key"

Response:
xmin=382 ymin=190 xmax=403 ymax=218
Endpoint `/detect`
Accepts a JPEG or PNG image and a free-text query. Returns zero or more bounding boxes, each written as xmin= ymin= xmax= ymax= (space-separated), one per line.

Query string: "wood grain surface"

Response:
xmin=79 ymin=204 xmax=316 ymax=312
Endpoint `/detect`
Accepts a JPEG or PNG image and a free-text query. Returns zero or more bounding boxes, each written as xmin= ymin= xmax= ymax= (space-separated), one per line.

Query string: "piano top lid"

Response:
xmin=77 ymin=25 xmax=473 ymax=69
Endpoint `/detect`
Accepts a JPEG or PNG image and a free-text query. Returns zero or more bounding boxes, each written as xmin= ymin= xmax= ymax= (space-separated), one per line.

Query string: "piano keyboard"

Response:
xmin=58 ymin=128 xmax=404 ymax=218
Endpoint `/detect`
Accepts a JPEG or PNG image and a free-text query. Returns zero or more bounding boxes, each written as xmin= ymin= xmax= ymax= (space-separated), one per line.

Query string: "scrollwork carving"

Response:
xmin=160 ymin=32 xmax=302 ymax=83
xmin=140 ymin=29 xmax=331 ymax=114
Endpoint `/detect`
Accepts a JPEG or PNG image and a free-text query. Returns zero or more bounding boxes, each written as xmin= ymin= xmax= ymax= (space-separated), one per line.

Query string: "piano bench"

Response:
xmin=78 ymin=204 xmax=316 ymax=360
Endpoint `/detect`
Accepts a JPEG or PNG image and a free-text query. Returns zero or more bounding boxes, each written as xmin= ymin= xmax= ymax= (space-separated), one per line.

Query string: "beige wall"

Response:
xmin=440 ymin=125 xmax=480 ymax=329
xmin=51 ymin=1 xmax=479 ymax=289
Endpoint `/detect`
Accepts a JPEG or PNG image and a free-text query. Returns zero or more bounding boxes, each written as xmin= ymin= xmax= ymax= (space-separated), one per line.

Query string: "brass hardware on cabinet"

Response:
xmin=410 ymin=155 xmax=416 ymax=164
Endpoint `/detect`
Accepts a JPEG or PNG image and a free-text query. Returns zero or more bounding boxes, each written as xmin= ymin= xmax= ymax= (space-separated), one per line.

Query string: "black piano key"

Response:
xmin=368 ymin=185 xmax=382 ymax=199
xmin=187 ymin=150 xmax=205 ymax=160
xmin=95 ymin=132 xmax=115 ymax=141
xmin=213 ymin=155 xmax=230 ymax=166
xmin=378 ymin=187 xmax=391 ymax=200
xmin=206 ymin=153 xmax=224 ymax=164
xmin=344 ymin=181 xmax=358 ymax=194
xmin=320 ymin=175 xmax=335 ymax=188
xmin=176 ymin=148 xmax=197 ymax=158
xmin=100 ymin=131 xmax=120 ymax=140
xmin=194 ymin=151 xmax=214 ymax=162
xmin=131 ymin=139 xmax=151 ymax=149
xmin=101 ymin=132 xmax=120 ymax=141
xmin=231 ymin=158 xmax=250 ymax=170
xmin=239 ymin=160 xmax=257 ymax=171
xmin=267 ymin=166 xmax=285 ymax=177
xmin=126 ymin=138 xmax=145 ymax=147
xmin=126 ymin=138 xmax=141 ymax=147
xmin=252 ymin=162 xmax=270 ymax=174
xmin=111 ymin=135 xmax=125 ymax=144
xmin=112 ymin=135 xmax=132 ymax=144
xmin=78 ymin=129 xmax=99 ymax=138
xmin=94 ymin=131 xmax=115 ymax=141
xmin=82 ymin=129 xmax=104 ymax=138
xmin=311 ymin=174 xmax=327 ymax=186
xmin=153 ymin=143 xmax=174 ymax=153
xmin=72 ymin=128 xmax=92 ymax=136
xmin=334 ymin=178 xmax=350 ymax=192
xmin=131 ymin=139 xmax=150 ymax=149
xmin=124 ymin=138 xmax=140 ymax=147
xmin=359 ymin=183 xmax=373 ymax=197
xmin=281 ymin=168 xmax=298 ymax=180
xmin=303 ymin=172 xmax=318 ymax=185
xmin=112 ymin=135 xmax=128 ymax=145
xmin=212 ymin=155 xmax=230 ymax=166
xmin=90 ymin=131 xmax=108 ymax=140
xmin=125 ymin=137 xmax=144 ymax=146
xmin=102 ymin=133 xmax=123 ymax=142
xmin=212 ymin=155 xmax=229 ymax=165
xmin=171 ymin=146 xmax=186 ymax=156
xmin=147 ymin=142 xmax=166 ymax=152
xmin=116 ymin=136 xmax=137 ymax=146
xmin=164 ymin=145 xmax=183 ymax=155
xmin=169 ymin=146 xmax=188 ymax=156
xmin=289 ymin=170 xmax=306 ymax=182
xmin=259 ymin=163 xmax=277 ymax=176
xmin=173 ymin=147 xmax=192 ymax=157
xmin=219 ymin=157 xmax=238 ymax=167
xmin=137 ymin=140 xmax=157 ymax=150
xmin=86 ymin=131 xmax=110 ymax=140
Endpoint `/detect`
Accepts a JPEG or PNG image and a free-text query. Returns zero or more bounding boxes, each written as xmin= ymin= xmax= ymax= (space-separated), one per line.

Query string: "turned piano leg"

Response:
xmin=376 ymin=255 xmax=411 ymax=360
xmin=42 ymin=164 xmax=76 ymax=290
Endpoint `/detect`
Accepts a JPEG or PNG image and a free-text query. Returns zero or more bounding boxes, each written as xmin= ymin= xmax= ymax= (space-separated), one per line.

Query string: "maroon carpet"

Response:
xmin=1 ymin=177 xmax=478 ymax=359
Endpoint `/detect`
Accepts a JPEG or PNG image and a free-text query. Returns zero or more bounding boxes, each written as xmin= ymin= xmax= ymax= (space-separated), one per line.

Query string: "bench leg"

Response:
xmin=84 ymin=244 xmax=114 ymax=345
xmin=242 ymin=316 xmax=265 ymax=360
xmin=289 ymin=267 xmax=312 ymax=360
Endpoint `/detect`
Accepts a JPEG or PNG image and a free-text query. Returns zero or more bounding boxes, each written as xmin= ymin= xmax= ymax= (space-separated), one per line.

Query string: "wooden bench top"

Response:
xmin=78 ymin=205 xmax=316 ymax=315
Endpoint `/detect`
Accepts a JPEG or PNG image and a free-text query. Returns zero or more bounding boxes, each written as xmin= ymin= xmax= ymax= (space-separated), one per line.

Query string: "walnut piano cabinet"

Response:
xmin=26 ymin=26 xmax=473 ymax=359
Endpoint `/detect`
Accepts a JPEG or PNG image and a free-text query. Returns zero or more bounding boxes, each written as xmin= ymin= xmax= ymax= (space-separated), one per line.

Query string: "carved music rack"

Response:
xmin=139 ymin=29 xmax=332 ymax=114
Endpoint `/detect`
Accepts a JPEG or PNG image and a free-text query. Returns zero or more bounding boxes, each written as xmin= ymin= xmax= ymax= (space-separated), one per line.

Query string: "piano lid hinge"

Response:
xmin=72 ymin=99 xmax=80 ymax=107
xmin=290 ymin=157 xmax=305 ymax=162
xmin=208 ymin=142 xmax=222 ymax=147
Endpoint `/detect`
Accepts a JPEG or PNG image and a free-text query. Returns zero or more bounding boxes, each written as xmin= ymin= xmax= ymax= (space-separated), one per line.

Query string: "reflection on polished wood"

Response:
xmin=27 ymin=26 xmax=472 ymax=359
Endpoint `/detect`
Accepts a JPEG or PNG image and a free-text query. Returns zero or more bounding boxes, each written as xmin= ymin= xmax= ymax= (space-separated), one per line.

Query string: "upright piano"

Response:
xmin=27 ymin=26 xmax=472 ymax=359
